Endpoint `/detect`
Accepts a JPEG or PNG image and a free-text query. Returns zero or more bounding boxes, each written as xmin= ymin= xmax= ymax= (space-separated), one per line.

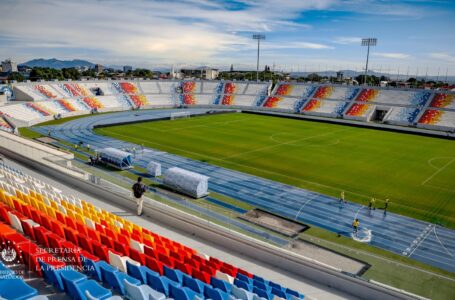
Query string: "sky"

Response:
xmin=1 ymin=0 xmax=454 ymax=75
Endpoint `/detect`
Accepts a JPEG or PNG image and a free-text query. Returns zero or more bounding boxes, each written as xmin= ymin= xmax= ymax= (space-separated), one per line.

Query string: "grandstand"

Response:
xmin=3 ymin=80 xmax=453 ymax=132
xmin=0 ymin=79 xmax=454 ymax=299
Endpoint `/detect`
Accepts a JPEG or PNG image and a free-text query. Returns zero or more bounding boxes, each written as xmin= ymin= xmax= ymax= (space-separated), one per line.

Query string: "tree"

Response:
xmin=7 ymin=72 xmax=25 ymax=82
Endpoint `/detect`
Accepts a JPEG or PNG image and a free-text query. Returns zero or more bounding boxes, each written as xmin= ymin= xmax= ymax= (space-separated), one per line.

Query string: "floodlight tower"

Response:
xmin=252 ymin=34 xmax=266 ymax=82
xmin=361 ymin=38 xmax=377 ymax=86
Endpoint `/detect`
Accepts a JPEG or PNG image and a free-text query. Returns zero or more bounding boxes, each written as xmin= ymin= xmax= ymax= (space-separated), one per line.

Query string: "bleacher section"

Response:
xmin=0 ymin=163 xmax=305 ymax=300
xmin=6 ymin=81 xmax=455 ymax=132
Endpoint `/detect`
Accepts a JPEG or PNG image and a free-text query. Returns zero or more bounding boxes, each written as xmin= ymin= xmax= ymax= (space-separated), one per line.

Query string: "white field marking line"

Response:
xmin=294 ymin=194 xmax=317 ymax=220
xmin=433 ymin=226 xmax=455 ymax=260
xmin=94 ymin=129 xmax=453 ymax=217
xmin=405 ymin=224 xmax=434 ymax=257
xmin=422 ymin=157 xmax=455 ymax=185
xmin=269 ymin=132 xmax=340 ymax=147
xmin=427 ymin=156 xmax=455 ymax=170
xmin=426 ymin=184 xmax=455 ymax=193
xmin=224 ymin=129 xmax=347 ymax=159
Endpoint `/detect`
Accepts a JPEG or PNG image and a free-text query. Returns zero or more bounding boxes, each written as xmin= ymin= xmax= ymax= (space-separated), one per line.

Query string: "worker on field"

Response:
xmin=87 ymin=144 xmax=90 ymax=152
xmin=352 ymin=219 xmax=360 ymax=236
xmin=384 ymin=198 xmax=390 ymax=212
xmin=368 ymin=197 xmax=375 ymax=210
xmin=340 ymin=191 xmax=345 ymax=204
xmin=75 ymin=144 xmax=78 ymax=151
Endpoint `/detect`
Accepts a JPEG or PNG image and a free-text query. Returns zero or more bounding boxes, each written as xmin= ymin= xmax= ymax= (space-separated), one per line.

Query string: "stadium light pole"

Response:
xmin=361 ymin=38 xmax=377 ymax=86
xmin=252 ymin=34 xmax=266 ymax=82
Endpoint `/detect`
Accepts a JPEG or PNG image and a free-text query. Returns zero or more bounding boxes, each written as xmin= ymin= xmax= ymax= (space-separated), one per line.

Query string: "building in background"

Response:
xmin=180 ymin=67 xmax=219 ymax=80
xmin=123 ymin=65 xmax=133 ymax=73
xmin=1 ymin=59 xmax=18 ymax=73
xmin=94 ymin=64 xmax=104 ymax=73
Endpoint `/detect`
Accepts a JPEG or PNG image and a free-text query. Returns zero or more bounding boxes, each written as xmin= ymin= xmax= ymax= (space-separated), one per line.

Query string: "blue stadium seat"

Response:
xmin=123 ymin=279 xmax=165 ymax=300
xmin=182 ymin=274 xmax=208 ymax=294
xmin=61 ymin=272 xmax=112 ymax=300
xmin=204 ymin=285 xmax=230 ymax=300
xmin=169 ymin=284 xmax=201 ymax=300
xmin=39 ymin=260 xmax=86 ymax=292
xmin=252 ymin=275 xmax=268 ymax=285
xmin=236 ymin=273 xmax=252 ymax=285
xmin=271 ymin=288 xmax=287 ymax=299
xmin=126 ymin=260 xmax=159 ymax=284
xmin=146 ymin=272 xmax=180 ymax=296
xmin=211 ymin=277 xmax=232 ymax=293
xmin=0 ymin=278 xmax=38 ymax=300
xmin=253 ymin=286 xmax=272 ymax=300
xmin=163 ymin=265 xmax=185 ymax=284
xmin=99 ymin=262 xmax=141 ymax=295
xmin=234 ymin=278 xmax=253 ymax=291
xmin=285 ymin=288 xmax=304 ymax=299
xmin=268 ymin=281 xmax=283 ymax=291
xmin=81 ymin=254 xmax=103 ymax=281
xmin=252 ymin=280 xmax=270 ymax=292
xmin=231 ymin=285 xmax=254 ymax=300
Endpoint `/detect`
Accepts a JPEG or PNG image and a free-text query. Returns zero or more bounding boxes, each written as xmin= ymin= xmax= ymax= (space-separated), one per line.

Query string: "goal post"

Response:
xmin=170 ymin=111 xmax=191 ymax=120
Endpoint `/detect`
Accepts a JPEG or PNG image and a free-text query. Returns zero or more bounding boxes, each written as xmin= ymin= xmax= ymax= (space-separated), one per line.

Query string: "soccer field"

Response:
xmin=95 ymin=112 xmax=455 ymax=227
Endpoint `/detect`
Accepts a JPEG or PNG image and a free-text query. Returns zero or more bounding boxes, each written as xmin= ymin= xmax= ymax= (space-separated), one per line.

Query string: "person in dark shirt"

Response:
xmin=132 ymin=177 xmax=146 ymax=216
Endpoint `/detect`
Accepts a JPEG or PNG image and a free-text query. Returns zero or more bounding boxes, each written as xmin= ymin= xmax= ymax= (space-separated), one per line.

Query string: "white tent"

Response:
xmin=163 ymin=167 xmax=209 ymax=198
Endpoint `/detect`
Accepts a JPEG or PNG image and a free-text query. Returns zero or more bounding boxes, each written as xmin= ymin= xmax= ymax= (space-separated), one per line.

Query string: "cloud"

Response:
xmin=373 ymin=52 xmax=411 ymax=59
xmin=333 ymin=37 xmax=361 ymax=45
xmin=429 ymin=53 xmax=455 ymax=64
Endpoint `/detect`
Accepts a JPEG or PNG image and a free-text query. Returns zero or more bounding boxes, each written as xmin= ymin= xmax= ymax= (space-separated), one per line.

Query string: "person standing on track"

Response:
xmin=352 ymin=218 xmax=360 ymax=236
xmin=368 ymin=197 xmax=375 ymax=210
xmin=384 ymin=198 xmax=390 ymax=212
xmin=132 ymin=177 xmax=147 ymax=216
xmin=340 ymin=191 xmax=345 ymax=204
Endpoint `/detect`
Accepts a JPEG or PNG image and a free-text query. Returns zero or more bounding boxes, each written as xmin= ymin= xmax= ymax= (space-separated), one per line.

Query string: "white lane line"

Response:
xmin=405 ymin=224 xmax=434 ymax=257
xmin=433 ymin=226 xmax=455 ymax=260
xmin=294 ymin=194 xmax=317 ymax=220
xmin=422 ymin=157 xmax=455 ymax=185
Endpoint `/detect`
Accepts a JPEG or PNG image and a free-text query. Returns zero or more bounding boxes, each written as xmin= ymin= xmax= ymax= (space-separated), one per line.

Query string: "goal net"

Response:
xmin=170 ymin=111 xmax=191 ymax=120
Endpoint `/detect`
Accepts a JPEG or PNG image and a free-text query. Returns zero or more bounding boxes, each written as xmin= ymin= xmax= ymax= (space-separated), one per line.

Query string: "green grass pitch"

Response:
xmin=95 ymin=112 xmax=455 ymax=228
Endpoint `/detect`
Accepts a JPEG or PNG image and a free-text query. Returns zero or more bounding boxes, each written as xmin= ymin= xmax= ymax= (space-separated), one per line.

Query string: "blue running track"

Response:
xmin=34 ymin=108 xmax=455 ymax=273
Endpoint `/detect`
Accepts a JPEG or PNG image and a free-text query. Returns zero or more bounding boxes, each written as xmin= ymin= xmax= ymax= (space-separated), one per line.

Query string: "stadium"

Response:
xmin=0 ymin=1 xmax=455 ymax=300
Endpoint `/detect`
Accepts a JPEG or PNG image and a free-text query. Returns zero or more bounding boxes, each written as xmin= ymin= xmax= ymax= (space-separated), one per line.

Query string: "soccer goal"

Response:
xmin=170 ymin=111 xmax=191 ymax=120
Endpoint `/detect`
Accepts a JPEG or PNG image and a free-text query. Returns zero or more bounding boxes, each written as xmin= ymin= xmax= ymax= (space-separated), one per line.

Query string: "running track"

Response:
xmin=34 ymin=109 xmax=455 ymax=273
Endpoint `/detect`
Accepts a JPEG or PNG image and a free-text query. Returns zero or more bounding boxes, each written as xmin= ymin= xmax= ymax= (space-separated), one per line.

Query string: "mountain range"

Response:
xmin=19 ymin=58 xmax=95 ymax=69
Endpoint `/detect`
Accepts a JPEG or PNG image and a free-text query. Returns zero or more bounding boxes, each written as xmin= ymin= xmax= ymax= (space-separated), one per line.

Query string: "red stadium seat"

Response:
xmin=145 ymin=255 xmax=163 ymax=275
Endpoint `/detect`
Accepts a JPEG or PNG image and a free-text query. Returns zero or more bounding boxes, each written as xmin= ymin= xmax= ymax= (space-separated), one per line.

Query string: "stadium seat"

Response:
xmin=204 ymin=285 xmax=231 ymax=300
xmin=231 ymin=285 xmax=255 ymax=300
xmin=86 ymin=291 xmax=122 ymax=300
xmin=39 ymin=260 xmax=86 ymax=292
xmin=146 ymin=272 xmax=179 ymax=296
xmin=81 ymin=254 xmax=102 ymax=281
xmin=123 ymin=279 xmax=166 ymax=300
xmin=169 ymin=284 xmax=201 ymax=300
xmin=108 ymin=250 xmax=138 ymax=273
xmin=163 ymin=265 xmax=184 ymax=284
xmin=99 ymin=261 xmax=141 ymax=295
xmin=145 ymin=256 xmax=163 ymax=275
xmin=253 ymin=286 xmax=272 ymax=300
xmin=234 ymin=278 xmax=253 ymax=291
xmin=216 ymin=270 xmax=235 ymax=284
xmin=271 ymin=288 xmax=287 ymax=299
xmin=126 ymin=260 xmax=159 ymax=284
xmin=285 ymin=288 xmax=304 ymax=299
xmin=182 ymin=274 xmax=208 ymax=294
xmin=0 ymin=278 xmax=38 ymax=300
xmin=61 ymin=271 xmax=112 ymax=300
xmin=211 ymin=277 xmax=233 ymax=293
